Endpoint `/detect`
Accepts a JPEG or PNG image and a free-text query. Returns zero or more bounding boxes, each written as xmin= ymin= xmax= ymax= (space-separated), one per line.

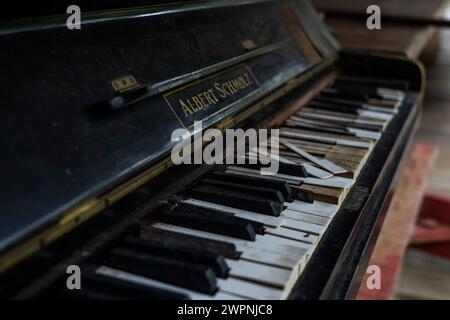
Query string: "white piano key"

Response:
xmin=261 ymin=150 xmax=333 ymax=179
xmin=233 ymin=212 xmax=283 ymax=228
xmin=96 ymin=266 xmax=243 ymax=300
xmin=377 ymin=88 xmax=405 ymax=101
xmin=358 ymin=109 xmax=393 ymax=121
xmin=247 ymin=150 xmax=293 ymax=166
xmin=286 ymin=200 xmax=339 ymax=217
xmin=312 ymin=158 xmax=348 ymax=176
xmin=362 ymin=104 xmax=398 ymax=114
xmin=239 ymin=246 xmax=302 ymax=270
xmin=354 ymin=118 xmax=386 ymax=126
xmin=298 ymin=112 xmax=385 ymax=128
xmin=154 ymin=222 xmax=246 ymax=244
xmin=217 ymin=278 xmax=286 ymax=300
xmin=301 ymin=163 xmax=334 ymax=179
xmin=226 ymin=259 xmax=293 ymax=289
xmin=232 ymin=212 xmax=283 ymax=228
xmin=280 ymin=130 xmax=372 ymax=149
xmin=255 ymin=151 xmax=333 ymax=179
xmin=347 ymin=127 xmax=381 ymax=140
xmin=263 ymin=153 xmax=332 ymax=179
xmin=225 ymin=167 xmax=302 ymax=185
xmin=282 ymin=218 xmax=325 ymax=235
xmin=265 ymin=227 xmax=318 ymax=244
xmin=282 ymin=209 xmax=330 ymax=226
xmin=182 ymin=198 xmax=284 ymax=228
xmin=226 ymin=166 xmax=354 ymax=188
xmin=335 ymin=137 xmax=373 ymax=149
xmin=213 ymin=292 xmax=246 ymax=300
xmin=154 ymin=223 xmax=308 ymax=260
xmin=265 ymin=142 xmax=333 ymax=179
xmin=259 ymin=234 xmax=313 ymax=252
xmin=280 ymin=139 xmax=347 ymax=174
xmin=278 ymin=155 xmax=299 ymax=165
xmin=301 ymin=176 xmax=354 ymax=188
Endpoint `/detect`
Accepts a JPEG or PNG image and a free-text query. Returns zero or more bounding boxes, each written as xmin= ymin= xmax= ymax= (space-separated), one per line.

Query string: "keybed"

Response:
xmin=57 ymin=77 xmax=406 ymax=300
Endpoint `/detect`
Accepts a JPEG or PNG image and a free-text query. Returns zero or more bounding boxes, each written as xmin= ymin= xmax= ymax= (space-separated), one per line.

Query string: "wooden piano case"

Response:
xmin=0 ymin=0 xmax=425 ymax=299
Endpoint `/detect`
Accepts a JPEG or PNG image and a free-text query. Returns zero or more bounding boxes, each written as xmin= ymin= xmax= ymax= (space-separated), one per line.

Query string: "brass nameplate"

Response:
xmin=242 ymin=39 xmax=257 ymax=51
xmin=164 ymin=64 xmax=261 ymax=128
xmin=110 ymin=75 xmax=140 ymax=93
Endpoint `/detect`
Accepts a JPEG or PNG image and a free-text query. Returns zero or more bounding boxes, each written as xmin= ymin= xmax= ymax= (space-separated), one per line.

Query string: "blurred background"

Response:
xmin=313 ymin=0 xmax=450 ymax=300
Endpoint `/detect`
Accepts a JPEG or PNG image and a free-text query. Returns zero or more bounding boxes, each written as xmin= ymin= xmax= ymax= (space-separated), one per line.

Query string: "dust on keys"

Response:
xmin=61 ymin=78 xmax=405 ymax=300
xmin=270 ymin=77 xmax=403 ymax=204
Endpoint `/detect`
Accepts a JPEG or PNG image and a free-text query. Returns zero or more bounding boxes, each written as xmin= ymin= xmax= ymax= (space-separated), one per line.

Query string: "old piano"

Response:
xmin=0 ymin=0 xmax=424 ymax=300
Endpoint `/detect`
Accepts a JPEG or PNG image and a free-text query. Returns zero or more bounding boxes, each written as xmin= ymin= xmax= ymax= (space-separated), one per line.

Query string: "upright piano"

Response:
xmin=0 ymin=0 xmax=424 ymax=300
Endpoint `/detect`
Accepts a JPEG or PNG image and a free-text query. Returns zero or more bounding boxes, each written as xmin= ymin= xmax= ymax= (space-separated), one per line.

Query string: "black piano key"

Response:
xmin=200 ymin=178 xmax=284 ymax=202
xmin=61 ymin=264 xmax=188 ymax=300
xmin=315 ymin=95 xmax=395 ymax=112
xmin=321 ymin=90 xmax=371 ymax=102
xmin=284 ymin=121 xmax=353 ymax=136
xmin=309 ymin=100 xmax=359 ymax=114
xmin=315 ymin=96 xmax=364 ymax=108
xmin=320 ymin=89 xmax=397 ymax=107
xmin=191 ymin=184 xmax=283 ymax=217
xmin=295 ymin=188 xmax=314 ymax=204
xmin=173 ymin=202 xmax=265 ymax=235
xmin=316 ymin=94 xmax=398 ymax=112
xmin=236 ymin=162 xmax=308 ymax=177
xmin=108 ymin=247 xmax=217 ymax=295
xmin=279 ymin=161 xmax=308 ymax=177
xmin=333 ymin=81 xmax=379 ymax=96
xmin=159 ymin=208 xmax=256 ymax=241
xmin=208 ymin=171 xmax=293 ymax=201
xmin=140 ymin=226 xmax=240 ymax=260
xmin=234 ymin=156 xmax=308 ymax=177
xmin=122 ymin=235 xmax=229 ymax=278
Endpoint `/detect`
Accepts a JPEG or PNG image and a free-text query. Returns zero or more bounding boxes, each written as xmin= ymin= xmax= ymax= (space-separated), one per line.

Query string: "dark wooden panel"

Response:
xmin=0 ymin=0 xmax=336 ymax=255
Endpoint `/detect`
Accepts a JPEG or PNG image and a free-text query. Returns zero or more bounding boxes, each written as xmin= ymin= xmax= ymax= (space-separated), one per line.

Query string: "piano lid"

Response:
xmin=0 ymin=0 xmax=338 ymax=253
xmin=0 ymin=1 xmax=207 ymax=22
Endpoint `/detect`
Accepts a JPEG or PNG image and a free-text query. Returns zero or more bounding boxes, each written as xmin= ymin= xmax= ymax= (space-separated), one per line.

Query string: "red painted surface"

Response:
xmin=413 ymin=193 xmax=450 ymax=259
xmin=356 ymin=144 xmax=439 ymax=300
xmin=412 ymin=223 xmax=450 ymax=244
xmin=357 ymin=256 xmax=402 ymax=300
xmin=420 ymin=193 xmax=450 ymax=224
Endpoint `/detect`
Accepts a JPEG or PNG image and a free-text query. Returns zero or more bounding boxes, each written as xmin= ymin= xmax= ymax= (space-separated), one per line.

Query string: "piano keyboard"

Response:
xmin=59 ymin=77 xmax=407 ymax=300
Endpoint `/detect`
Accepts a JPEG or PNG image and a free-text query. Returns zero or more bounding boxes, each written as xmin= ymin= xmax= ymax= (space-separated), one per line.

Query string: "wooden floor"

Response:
xmin=394 ymin=30 xmax=450 ymax=300
xmin=396 ymin=249 xmax=450 ymax=299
